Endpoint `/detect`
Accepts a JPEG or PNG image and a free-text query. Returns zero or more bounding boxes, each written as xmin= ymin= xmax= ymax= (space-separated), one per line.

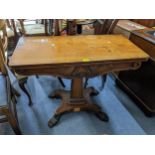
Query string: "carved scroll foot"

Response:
xmin=48 ymin=114 xmax=61 ymax=128
xmin=95 ymin=111 xmax=109 ymax=121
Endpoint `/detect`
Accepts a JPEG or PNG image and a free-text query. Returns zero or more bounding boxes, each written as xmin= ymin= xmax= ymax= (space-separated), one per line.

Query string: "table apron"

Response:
xmin=11 ymin=60 xmax=142 ymax=78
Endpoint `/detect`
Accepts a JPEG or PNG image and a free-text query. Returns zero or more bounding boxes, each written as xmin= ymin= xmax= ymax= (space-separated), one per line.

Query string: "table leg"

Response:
xmin=48 ymin=77 xmax=109 ymax=127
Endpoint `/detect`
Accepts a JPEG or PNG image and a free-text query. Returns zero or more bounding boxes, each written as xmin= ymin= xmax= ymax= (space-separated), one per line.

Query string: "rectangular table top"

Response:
xmin=9 ymin=35 xmax=149 ymax=67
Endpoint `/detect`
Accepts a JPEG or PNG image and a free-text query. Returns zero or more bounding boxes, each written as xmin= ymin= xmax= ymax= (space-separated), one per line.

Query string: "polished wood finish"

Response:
xmin=9 ymin=35 xmax=148 ymax=67
xmin=9 ymin=35 xmax=149 ymax=127
xmin=117 ymin=28 xmax=155 ymax=116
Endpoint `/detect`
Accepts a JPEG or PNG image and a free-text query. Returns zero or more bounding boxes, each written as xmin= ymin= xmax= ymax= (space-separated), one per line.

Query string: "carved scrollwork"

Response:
xmin=71 ymin=66 xmax=93 ymax=77
xmin=132 ymin=62 xmax=141 ymax=69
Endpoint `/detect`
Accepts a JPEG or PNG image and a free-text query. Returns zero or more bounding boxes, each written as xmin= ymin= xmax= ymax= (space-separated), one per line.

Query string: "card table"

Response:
xmin=9 ymin=35 xmax=149 ymax=127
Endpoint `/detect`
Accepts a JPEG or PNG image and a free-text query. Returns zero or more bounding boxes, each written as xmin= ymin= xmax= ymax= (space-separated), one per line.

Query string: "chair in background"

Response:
xmin=0 ymin=20 xmax=7 ymax=59
xmin=66 ymin=19 xmax=118 ymax=36
xmin=6 ymin=19 xmax=18 ymax=39
xmin=94 ymin=19 xmax=119 ymax=35
xmin=5 ymin=19 xmax=21 ymax=56
xmin=66 ymin=19 xmax=96 ymax=35
xmin=0 ymin=19 xmax=32 ymax=105
xmin=17 ymin=19 xmax=48 ymax=36
xmin=75 ymin=19 xmax=96 ymax=35
xmin=0 ymin=24 xmax=21 ymax=134
xmin=17 ymin=19 xmax=57 ymax=36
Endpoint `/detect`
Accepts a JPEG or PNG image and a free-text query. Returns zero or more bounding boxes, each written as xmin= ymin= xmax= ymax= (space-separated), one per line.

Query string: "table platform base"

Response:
xmin=48 ymin=87 xmax=109 ymax=127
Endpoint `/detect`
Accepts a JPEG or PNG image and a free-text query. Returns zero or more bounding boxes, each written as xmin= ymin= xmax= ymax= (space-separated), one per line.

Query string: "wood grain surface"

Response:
xmin=9 ymin=35 xmax=149 ymax=67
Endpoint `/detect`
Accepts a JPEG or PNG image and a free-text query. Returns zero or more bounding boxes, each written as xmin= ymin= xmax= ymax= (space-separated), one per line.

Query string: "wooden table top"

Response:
xmin=9 ymin=35 xmax=149 ymax=67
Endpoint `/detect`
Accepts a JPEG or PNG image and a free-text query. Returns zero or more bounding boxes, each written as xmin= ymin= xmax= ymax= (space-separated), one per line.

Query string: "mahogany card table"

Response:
xmin=9 ymin=35 xmax=149 ymax=127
